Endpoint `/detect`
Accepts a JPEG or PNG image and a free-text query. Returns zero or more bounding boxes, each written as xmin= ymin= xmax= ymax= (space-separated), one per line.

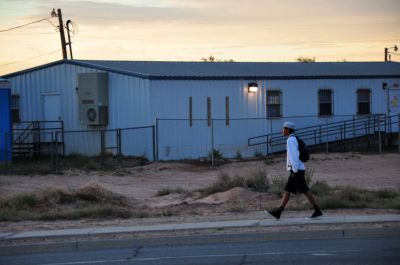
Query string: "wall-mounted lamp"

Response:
xmin=248 ymin=82 xmax=258 ymax=93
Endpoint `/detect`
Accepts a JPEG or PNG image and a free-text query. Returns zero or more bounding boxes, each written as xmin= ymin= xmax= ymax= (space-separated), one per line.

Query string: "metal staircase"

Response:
xmin=11 ymin=121 xmax=64 ymax=158
xmin=248 ymin=114 xmax=399 ymax=155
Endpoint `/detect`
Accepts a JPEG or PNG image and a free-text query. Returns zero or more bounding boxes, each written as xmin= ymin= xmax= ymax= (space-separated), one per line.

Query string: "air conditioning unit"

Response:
xmin=77 ymin=72 xmax=109 ymax=125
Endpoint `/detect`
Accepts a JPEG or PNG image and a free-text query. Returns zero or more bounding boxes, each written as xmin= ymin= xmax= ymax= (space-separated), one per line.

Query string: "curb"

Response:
xmin=2 ymin=214 xmax=400 ymax=241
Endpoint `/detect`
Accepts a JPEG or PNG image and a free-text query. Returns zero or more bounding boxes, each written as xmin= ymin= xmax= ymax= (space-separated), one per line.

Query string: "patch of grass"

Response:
xmin=270 ymin=175 xmax=286 ymax=197
xmin=226 ymin=199 xmax=246 ymax=212
xmin=156 ymin=187 xmax=187 ymax=197
xmin=254 ymin=150 xmax=263 ymax=158
xmin=199 ymin=173 xmax=245 ymax=196
xmin=310 ymin=180 xmax=332 ymax=195
xmin=304 ymin=168 xmax=314 ymax=186
xmin=317 ymin=187 xmax=400 ymax=210
xmin=0 ymin=183 xmax=133 ymax=221
xmin=199 ymin=170 xmax=271 ymax=196
xmin=235 ymin=150 xmax=243 ymax=160
xmin=245 ymin=169 xmax=270 ymax=192
xmin=208 ymin=149 xmax=224 ymax=160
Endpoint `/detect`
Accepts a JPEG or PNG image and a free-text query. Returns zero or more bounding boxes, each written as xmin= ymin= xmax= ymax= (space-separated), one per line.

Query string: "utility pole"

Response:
xmin=57 ymin=8 xmax=68 ymax=60
xmin=66 ymin=20 xmax=73 ymax=60
xmin=385 ymin=48 xmax=388 ymax=62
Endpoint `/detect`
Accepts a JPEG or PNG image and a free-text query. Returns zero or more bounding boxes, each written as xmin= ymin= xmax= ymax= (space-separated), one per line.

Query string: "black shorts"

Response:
xmin=285 ymin=170 xmax=309 ymax=194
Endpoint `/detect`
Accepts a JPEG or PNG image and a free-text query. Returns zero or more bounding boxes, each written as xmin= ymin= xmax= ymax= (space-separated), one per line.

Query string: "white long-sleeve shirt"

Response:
xmin=286 ymin=134 xmax=305 ymax=173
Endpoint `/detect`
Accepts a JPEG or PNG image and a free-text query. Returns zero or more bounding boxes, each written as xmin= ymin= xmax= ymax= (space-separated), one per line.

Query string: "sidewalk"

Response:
xmin=1 ymin=214 xmax=399 ymax=241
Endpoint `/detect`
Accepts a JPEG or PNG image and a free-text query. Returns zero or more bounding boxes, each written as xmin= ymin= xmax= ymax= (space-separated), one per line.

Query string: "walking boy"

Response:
xmin=265 ymin=121 xmax=322 ymax=219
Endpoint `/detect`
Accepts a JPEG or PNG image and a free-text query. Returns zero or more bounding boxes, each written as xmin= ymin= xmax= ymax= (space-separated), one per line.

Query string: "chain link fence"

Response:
xmin=2 ymin=114 xmax=399 ymax=173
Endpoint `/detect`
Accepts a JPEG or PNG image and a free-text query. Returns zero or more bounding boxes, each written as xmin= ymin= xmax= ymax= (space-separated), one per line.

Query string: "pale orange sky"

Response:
xmin=0 ymin=0 xmax=399 ymax=75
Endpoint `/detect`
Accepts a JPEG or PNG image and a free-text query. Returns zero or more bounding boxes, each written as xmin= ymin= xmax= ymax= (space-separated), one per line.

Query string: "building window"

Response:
xmin=267 ymin=90 xmax=281 ymax=118
xmin=225 ymin=96 xmax=230 ymax=126
xmin=357 ymin=89 xmax=371 ymax=115
xmin=11 ymin=95 xmax=21 ymax=123
xmin=318 ymin=89 xmax=333 ymax=116
xmin=207 ymin=97 xmax=211 ymax=127
xmin=189 ymin=96 xmax=193 ymax=127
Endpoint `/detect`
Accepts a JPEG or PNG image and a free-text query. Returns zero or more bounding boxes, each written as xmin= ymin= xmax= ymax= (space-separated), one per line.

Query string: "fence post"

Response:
xmin=211 ymin=119 xmax=214 ymax=166
xmin=269 ymin=119 xmax=273 ymax=157
xmin=378 ymin=115 xmax=382 ymax=153
xmin=117 ymin=128 xmax=122 ymax=157
xmin=155 ymin=119 xmax=159 ymax=161
xmin=55 ymin=132 xmax=59 ymax=174
xmin=352 ymin=115 xmax=355 ymax=152
xmin=5 ymin=132 xmax=9 ymax=174
xmin=100 ymin=130 xmax=105 ymax=166
xmin=398 ymin=114 xmax=400 ymax=153
xmin=152 ymin=125 xmax=156 ymax=162
xmin=325 ymin=118 xmax=329 ymax=153
xmin=51 ymin=132 xmax=56 ymax=173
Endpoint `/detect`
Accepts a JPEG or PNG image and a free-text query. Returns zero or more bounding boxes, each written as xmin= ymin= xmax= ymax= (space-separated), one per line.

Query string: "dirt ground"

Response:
xmin=0 ymin=152 xmax=399 ymax=233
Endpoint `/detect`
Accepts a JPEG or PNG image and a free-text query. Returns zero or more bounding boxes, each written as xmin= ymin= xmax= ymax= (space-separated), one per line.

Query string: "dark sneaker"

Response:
xmin=264 ymin=207 xmax=283 ymax=220
xmin=310 ymin=208 xmax=323 ymax=218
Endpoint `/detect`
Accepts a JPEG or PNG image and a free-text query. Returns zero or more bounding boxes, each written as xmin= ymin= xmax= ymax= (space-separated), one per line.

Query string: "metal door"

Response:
xmin=42 ymin=94 xmax=61 ymax=142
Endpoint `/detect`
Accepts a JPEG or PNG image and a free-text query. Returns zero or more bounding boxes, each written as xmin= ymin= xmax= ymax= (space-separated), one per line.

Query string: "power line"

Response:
xmin=0 ymin=48 xmax=61 ymax=66
xmin=0 ymin=18 xmax=52 ymax=32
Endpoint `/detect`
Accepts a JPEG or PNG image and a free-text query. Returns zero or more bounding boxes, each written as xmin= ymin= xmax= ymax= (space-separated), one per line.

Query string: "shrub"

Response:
xmin=156 ymin=187 xmax=187 ymax=196
xmin=199 ymin=173 xmax=246 ymax=196
xmin=270 ymin=175 xmax=287 ymax=197
xmin=310 ymin=180 xmax=332 ymax=195
xmin=208 ymin=149 xmax=224 ymax=160
xmin=235 ymin=150 xmax=243 ymax=160
xmin=246 ymin=169 xmax=270 ymax=192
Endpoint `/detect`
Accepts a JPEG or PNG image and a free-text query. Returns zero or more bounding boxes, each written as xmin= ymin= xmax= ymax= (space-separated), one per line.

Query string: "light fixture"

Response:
xmin=248 ymin=82 xmax=258 ymax=93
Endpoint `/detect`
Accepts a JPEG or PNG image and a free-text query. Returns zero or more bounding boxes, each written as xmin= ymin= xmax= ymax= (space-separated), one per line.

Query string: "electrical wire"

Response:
xmin=0 ymin=48 xmax=62 ymax=66
xmin=0 ymin=18 xmax=53 ymax=32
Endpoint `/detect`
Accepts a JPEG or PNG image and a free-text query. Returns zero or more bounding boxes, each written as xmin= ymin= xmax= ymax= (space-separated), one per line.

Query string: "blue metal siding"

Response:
xmin=0 ymin=87 xmax=11 ymax=161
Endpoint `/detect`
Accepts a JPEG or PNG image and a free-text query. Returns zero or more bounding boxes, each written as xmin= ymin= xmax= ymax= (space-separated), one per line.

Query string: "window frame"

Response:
xmin=266 ymin=90 xmax=282 ymax=118
xmin=318 ymin=88 xmax=333 ymax=116
xmin=356 ymin=88 xmax=371 ymax=115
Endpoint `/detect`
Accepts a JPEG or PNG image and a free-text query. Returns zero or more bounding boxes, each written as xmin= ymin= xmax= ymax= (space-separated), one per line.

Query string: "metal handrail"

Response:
xmin=248 ymin=114 xmax=391 ymax=148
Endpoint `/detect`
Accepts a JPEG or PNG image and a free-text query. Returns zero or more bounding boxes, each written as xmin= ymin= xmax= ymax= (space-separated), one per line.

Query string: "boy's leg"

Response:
xmin=280 ymin=191 xmax=290 ymax=208
xmin=304 ymin=191 xmax=322 ymax=218
xmin=304 ymin=191 xmax=316 ymax=206
xmin=265 ymin=192 xmax=290 ymax=220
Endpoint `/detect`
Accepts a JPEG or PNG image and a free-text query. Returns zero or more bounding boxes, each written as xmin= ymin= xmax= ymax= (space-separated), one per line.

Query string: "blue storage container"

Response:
xmin=0 ymin=78 xmax=12 ymax=161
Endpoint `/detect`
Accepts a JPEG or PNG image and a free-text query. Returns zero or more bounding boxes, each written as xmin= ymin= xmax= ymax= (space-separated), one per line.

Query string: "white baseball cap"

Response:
xmin=283 ymin=121 xmax=295 ymax=130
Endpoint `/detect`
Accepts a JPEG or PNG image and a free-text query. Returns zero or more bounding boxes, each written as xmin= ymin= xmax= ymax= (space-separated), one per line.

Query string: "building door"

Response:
xmin=42 ymin=94 xmax=61 ymax=142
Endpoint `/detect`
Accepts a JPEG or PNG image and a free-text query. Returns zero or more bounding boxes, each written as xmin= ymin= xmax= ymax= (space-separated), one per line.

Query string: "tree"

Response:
xmin=201 ymin=55 xmax=234 ymax=62
xmin=296 ymin=56 xmax=316 ymax=63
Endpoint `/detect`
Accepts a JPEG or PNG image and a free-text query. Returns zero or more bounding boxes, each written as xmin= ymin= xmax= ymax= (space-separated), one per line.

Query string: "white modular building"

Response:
xmin=2 ymin=60 xmax=400 ymax=160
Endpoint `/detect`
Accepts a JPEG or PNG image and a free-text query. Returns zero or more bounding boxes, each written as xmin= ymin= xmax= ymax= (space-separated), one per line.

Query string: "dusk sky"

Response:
xmin=0 ymin=0 xmax=399 ymax=75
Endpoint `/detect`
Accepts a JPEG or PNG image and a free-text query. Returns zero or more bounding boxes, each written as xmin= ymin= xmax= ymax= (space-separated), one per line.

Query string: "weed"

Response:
xmin=226 ymin=199 xmax=246 ymax=212
xmin=235 ymin=150 xmax=243 ymax=160
xmin=304 ymin=168 xmax=314 ymax=186
xmin=156 ymin=187 xmax=187 ymax=197
xmin=0 ymin=183 xmax=132 ymax=221
xmin=310 ymin=180 xmax=332 ymax=195
xmin=270 ymin=175 xmax=287 ymax=197
xmin=199 ymin=173 xmax=245 ymax=196
xmin=208 ymin=149 xmax=224 ymax=160
xmin=254 ymin=150 xmax=263 ymax=158
xmin=246 ymin=169 xmax=270 ymax=192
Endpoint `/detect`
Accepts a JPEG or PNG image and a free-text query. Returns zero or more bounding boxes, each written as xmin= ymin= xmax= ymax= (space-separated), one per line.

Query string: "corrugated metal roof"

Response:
xmin=3 ymin=60 xmax=400 ymax=79
xmin=75 ymin=60 xmax=400 ymax=79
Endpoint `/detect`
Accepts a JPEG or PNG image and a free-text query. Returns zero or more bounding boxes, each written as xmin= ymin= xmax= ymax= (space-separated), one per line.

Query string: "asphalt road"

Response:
xmin=1 ymin=232 xmax=399 ymax=265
